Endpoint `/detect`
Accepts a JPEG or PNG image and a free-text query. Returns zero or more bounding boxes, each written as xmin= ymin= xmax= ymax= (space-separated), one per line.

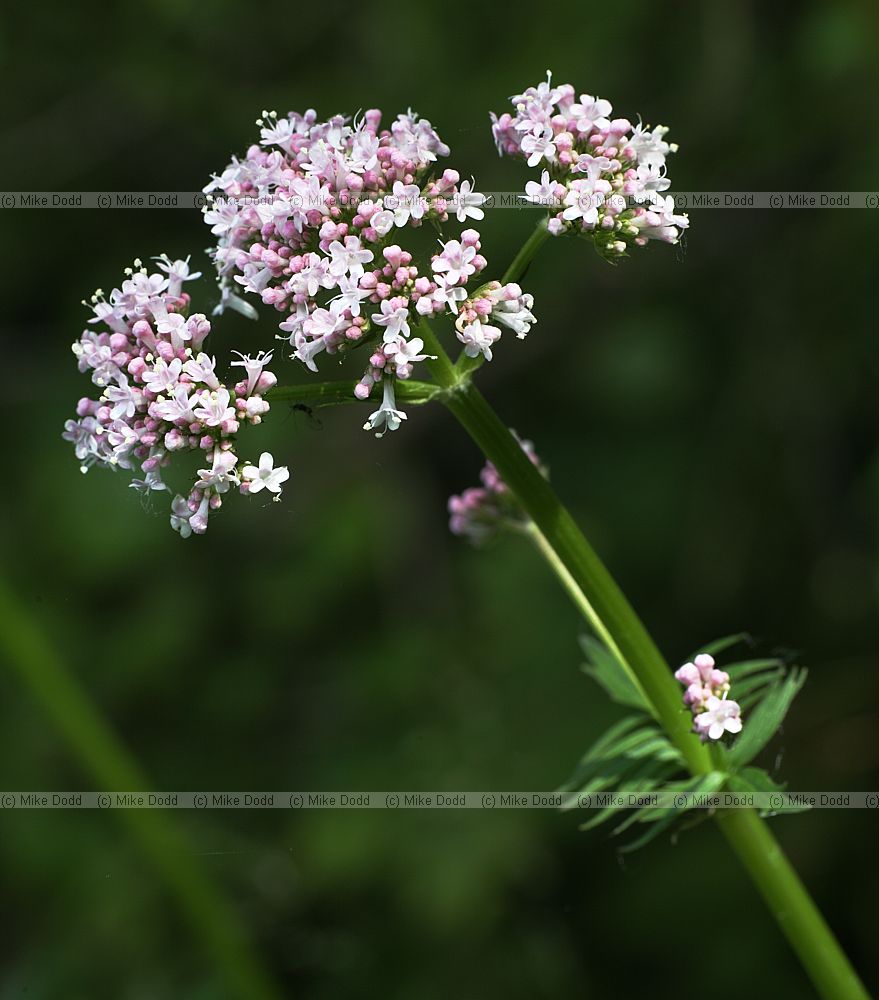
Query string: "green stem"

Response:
xmin=0 ymin=579 xmax=282 ymax=1000
xmin=522 ymin=521 xmax=652 ymax=713
xmin=269 ymin=379 xmax=440 ymax=408
xmin=714 ymin=809 xmax=869 ymax=1000
xmin=500 ymin=215 xmax=551 ymax=285
xmin=444 ymin=380 xmax=708 ymax=773
xmin=418 ymin=317 xmax=868 ymax=1000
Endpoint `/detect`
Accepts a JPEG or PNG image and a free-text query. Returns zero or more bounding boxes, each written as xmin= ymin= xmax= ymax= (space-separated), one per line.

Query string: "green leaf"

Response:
xmin=728 ymin=669 xmax=785 ymax=702
xmin=578 ymin=763 xmax=677 ymax=831
xmin=562 ymin=728 xmax=679 ymax=800
xmin=727 ymin=668 xmax=807 ymax=767
xmin=689 ymin=633 xmax=752 ymax=660
xmin=616 ymin=771 xmax=727 ymax=853
xmin=725 ymin=658 xmax=785 ymax=679
xmin=726 ymin=767 xmax=812 ymax=815
xmin=579 ymin=635 xmax=648 ymax=710
xmin=727 ymin=766 xmax=786 ymax=794
xmin=560 ymin=716 xmax=645 ymax=791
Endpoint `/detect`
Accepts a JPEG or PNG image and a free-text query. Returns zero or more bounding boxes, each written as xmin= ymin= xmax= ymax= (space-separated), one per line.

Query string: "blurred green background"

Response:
xmin=2 ymin=1 xmax=879 ymax=996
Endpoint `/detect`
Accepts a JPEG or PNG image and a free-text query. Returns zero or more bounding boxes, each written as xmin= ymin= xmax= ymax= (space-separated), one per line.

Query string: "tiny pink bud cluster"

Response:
xmin=63 ymin=256 xmax=289 ymax=537
xmin=491 ymin=72 xmax=689 ymax=259
xmin=674 ymin=654 xmax=743 ymax=741
xmin=448 ymin=435 xmax=543 ymax=542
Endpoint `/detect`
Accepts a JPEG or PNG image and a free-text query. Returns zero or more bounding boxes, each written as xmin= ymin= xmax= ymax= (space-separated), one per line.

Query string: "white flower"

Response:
xmin=388 ymin=181 xmax=427 ymax=226
xmin=490 ymin=286 xmax=537 ymax=339
xmin=384 ymin=336 xmax=434 ymax=368
xmin=203 ymin=200 xmax=241 ymax=236
xmin=129 ymin=469 xmax=167 ymax=493
xmin=193 ymin=387 xmax=235 ymax=428
xmin=242 ymin=452 xmax=290 ymax=495
xmin=213 ymin=283 xmax=259 ymax=320
xmin=630 ymin=195 xmax=689 ymax=243
xmin=370 ymin=209 xmax=396 ymax=236
xmin=103 ymin=376 xmax=139 ymax=419
xmin=524 ymin=170 xmax=560 ymax=206
xmin=453 ymin=179 xmax=486 ymax=222
xmin=153 ymin=254 xmax=201 ymax=297
xmin=62 ymin=417 xmax=99 ymax=462
xmin=233 ymin=261 xmax=275 ymax=295
xmin=415 ymin=276 xmax=468 ymax=316
xmin=182 ymin=352 xmax=220 ymax=389
xmin=349 ymin=129 xmax=379 ymax=172
xmin=372 ymin=301 xmax=411 ymax=343
xmin=259 ymin=115 xmax=298 ymax=153
xmin=303 ymin=307 xmax=344 ymax=342
xmin=456 ymin=320 xmax=502 ymax=362
xmin=694 ymin=697 xmax=743 ymax=741
xmin=628 ymin=123 xmax=673 ymax=170
xmin=156 ymin=312 xmax=190 ymax=347
xmin=255 ymin=192 xmax=294 ymax=230
xmin=87 ymin=300 xmax=129 ymax=335
xmin=170 ymin=495 xmax=193 ymax=538
xmin=520 ymin=127 xmax=556 ymax=167
xmin=631 ymin=161 xmax=671 ymax=199
xmin=562 ymin=181 xmax=601 ymax=226
xmin=330 ymin=276 xmax=370 ymax=317
xmin=363 ymin=379 xmax=407 ymax=437
xmin=196 ymin=449 xmax=239 ymax=493
xmin=230 ymin=349 xmax=273 ymax=396
xmin=291 ymin=330 xmax=328 ymax=373
xmin=142 ymin=357 xmax=183 ymax=394
xmin=570 ymin=94 xmax=612 ymax=135
xmin=432 ymin=239 xmax=476 ymax=285
xmin=327 ymin=236 xmax=374 ymax=279
xmin=151 ymin=384 xmax=197 ymax=424
xmin=106 ymin=419 xmax=139 ymax=465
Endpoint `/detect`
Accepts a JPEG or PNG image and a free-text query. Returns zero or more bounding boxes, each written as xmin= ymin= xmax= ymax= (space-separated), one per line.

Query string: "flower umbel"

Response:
xmin=448 ymin=434 xmax=545 ymax=542
xmin=491 ymin=71 xmax=689 ymax=260
xmin=674 ymin=653 xmax=743 ymax=741
xmin=63 ymin=258 xmax=289 ymax=536
xmin=203 ymin=106 xmax=536 ymax=430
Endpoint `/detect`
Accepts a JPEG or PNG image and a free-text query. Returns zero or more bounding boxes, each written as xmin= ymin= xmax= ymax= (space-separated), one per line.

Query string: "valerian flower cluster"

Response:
xmin=62 ymin=256 xmax=288 ymax=537
xmin=491 ymin=72 xmax=689 ymax=259
xmin=448 ymin=436 xmax=544 ymax=542
xmin=675 ymin=654 xmax=743 ymax=741
xmin=202 ymin=106 xmax=536 ymax=434
xmin=64 ymin=76 xmax=688 ymax=537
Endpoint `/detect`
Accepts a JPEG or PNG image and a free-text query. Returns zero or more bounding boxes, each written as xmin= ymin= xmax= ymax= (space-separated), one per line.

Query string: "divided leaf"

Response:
xmin=615 ymin=771 xmax=727 ymax=853
xmin=727 ymin=668 xmax=807 ymax=767
xmin=579 ymin=635 xmax=648 ymax=710
xmin=726 ymin=766 xmax=812 ymax=815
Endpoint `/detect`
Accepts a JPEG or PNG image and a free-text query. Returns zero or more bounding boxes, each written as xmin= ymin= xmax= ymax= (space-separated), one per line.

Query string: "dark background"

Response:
xmin=2 ymin=1 xmax=878 ymax=997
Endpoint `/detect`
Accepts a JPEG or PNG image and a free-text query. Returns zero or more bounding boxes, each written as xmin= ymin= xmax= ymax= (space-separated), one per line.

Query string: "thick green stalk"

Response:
xmin=446 ymin=381 xmax=869 ymax=1000
xmin=417 ymin=312 xmax=868 ymax=1000
xmin=445 ymin=380 xmax=708 ymax=773
xmin=0 ymin=579 xmax=282 ymax=1000
xmin=715 ymin=809 xmax=869 ymax=999
xmin=270 ymin=216 xmax=865 ymax=998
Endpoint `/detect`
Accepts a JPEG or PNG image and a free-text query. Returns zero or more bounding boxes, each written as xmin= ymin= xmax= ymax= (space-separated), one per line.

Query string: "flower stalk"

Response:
xmin=415 ymin=280 xmax=868 ymax=1000
xmin=443 ymin=376 xmax=868 ymax=1000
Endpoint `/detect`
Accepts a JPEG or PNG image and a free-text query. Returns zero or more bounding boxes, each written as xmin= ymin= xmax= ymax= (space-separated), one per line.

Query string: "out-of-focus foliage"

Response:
xmin=1 ymin=1 xmax=878 ymax=997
